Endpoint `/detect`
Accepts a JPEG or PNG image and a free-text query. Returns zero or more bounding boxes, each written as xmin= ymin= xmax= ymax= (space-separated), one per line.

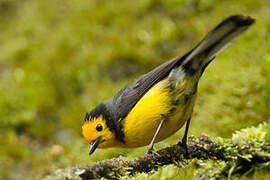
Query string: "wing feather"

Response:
xmin=111 ymin=55 xmax=188 ymax=120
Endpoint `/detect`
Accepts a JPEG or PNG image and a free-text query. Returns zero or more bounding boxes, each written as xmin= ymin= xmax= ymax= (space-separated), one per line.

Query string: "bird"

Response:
xmin=82 ymin=15 xmax=255 ymax=156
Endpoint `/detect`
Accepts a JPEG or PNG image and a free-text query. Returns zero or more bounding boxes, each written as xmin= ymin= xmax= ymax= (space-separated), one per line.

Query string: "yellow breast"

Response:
xmin=121 ymin=78 xmax=196 ymax=148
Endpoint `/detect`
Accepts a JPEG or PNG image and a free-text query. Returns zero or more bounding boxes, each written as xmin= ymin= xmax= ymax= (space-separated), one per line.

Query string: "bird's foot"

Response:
xmin=178 ymin=139 xmax=189 ymax=158
xmin=143 ymin=148 xmax=161 ymax=158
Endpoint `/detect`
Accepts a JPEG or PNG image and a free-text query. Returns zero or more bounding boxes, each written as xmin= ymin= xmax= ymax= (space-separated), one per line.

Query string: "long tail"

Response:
xmin=181 ymin=15 xmax=255 ymax=75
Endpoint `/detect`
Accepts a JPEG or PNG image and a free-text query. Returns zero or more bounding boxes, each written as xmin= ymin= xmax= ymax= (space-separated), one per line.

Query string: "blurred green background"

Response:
xmin=0 ymin=0 xmax=270 ymax=179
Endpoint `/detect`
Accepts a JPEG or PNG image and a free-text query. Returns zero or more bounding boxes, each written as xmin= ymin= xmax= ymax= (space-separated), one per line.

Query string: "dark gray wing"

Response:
xmin=109 ymin=54 xmax=189 ymax=120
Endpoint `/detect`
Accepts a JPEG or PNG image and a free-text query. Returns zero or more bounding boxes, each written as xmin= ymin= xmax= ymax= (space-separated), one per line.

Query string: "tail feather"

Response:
xmin=182 ymin=15 xmax=255 ymax=74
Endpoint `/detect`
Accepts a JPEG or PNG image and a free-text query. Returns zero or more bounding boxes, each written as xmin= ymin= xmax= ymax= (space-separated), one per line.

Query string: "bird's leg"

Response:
xmin=144 ymin=116 xmax=165 ymax=156
xmin=178 ymin=118 xmax=191 ymax=156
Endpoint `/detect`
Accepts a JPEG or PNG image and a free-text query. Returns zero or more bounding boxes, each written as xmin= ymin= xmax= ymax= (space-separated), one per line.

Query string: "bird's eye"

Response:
xmin=96 ymin=124 xmax=103 ymax=132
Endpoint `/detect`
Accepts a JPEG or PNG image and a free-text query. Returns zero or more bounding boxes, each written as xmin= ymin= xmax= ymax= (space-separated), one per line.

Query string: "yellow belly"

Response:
xmin=121 ymin=78 xmax=196 ymax=148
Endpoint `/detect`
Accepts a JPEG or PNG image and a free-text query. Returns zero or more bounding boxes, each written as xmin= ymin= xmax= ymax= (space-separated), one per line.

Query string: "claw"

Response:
xmin=178 ymin=139 xmax=189 ymax=157
xmin=144 ymin=148 xmax=161 ymax=157
xmin=142 ymin=148 xmax=161 ymax=158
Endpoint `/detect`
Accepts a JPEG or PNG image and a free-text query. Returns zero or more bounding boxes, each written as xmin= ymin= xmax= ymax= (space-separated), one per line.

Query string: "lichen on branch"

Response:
xmin=45 ymin=123 xmax=270 ymax=180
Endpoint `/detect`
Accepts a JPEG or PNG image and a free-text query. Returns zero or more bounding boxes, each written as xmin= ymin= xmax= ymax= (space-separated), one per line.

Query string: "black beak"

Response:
xmin=88 ymin=136 xmax=101 ymax=155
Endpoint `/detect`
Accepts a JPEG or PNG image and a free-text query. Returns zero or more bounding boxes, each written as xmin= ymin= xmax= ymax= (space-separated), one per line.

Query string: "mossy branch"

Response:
xmin=45 ymin=124 xmax=270 ymax=180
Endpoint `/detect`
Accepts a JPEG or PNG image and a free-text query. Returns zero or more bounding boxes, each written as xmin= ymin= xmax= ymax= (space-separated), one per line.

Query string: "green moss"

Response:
xmin=264 ymin=123 xmax=270 ymax=143
xmin=192 ymin=124 xmax=270 ymax=179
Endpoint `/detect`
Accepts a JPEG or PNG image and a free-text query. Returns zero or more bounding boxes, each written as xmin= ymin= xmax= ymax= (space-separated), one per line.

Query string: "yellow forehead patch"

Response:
xmin=82 ymin=121 xmax=94 ymax=143
xmin=82 ymin=117 xmax=106 ymax=143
